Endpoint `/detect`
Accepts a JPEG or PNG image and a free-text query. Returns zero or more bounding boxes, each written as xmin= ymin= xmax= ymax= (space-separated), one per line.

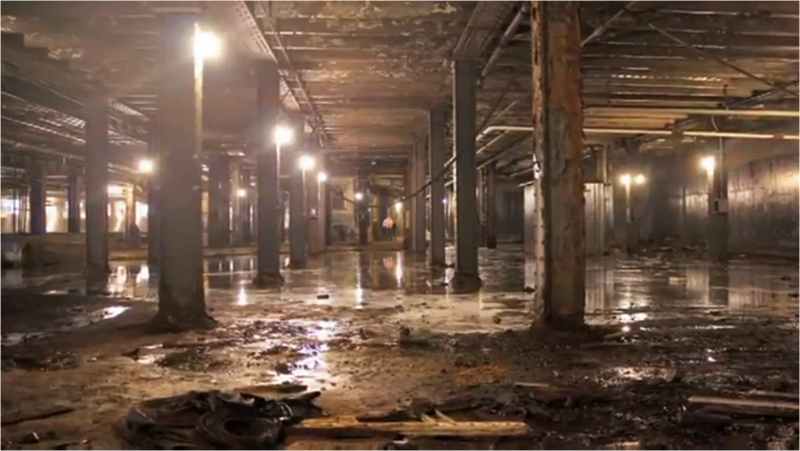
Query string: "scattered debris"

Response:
xmin=118 ymin=390 xmax=324 ymax=449
xmin=2 ymin=405 xmax=75 ymax=427
xmin=240 ymin=382 xmax=309 ymax=394
xmin=19 ymin=432 xmax=41 ymax=444
xmin=317 ymin=293 xmax=330 ymax=300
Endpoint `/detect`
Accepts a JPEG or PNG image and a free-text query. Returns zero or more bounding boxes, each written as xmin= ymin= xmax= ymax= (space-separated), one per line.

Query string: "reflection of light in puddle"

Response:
xmin=355 ymin=287 xmax=364 ymax=308
xmin=621 ymin=325 xmax=631 ymax=333
xmin=619 ymin=313 xmax=648 ymax=323
xmin=706 ymin=349 xmax=716 ymax=362
xmin=2 ymin=332 xmax=47 ymax=346
xmin=237 ymin=287 xmax=248 ymax=306
xmin=310 ymin=320 xmax=337 ymax=341
xmin=102 ymin=306 xmax=130 ymax=319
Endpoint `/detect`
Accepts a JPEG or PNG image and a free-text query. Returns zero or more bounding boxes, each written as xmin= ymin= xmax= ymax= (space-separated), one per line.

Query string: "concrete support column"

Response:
xmin=412 ymin=143 xmax=426 ymax=254
xmin=238 ymin=169 xmax=253 ymax=245
xmin=67 ymin=171 xmax=81 ymax=233
xmin=531 ymin=1 xmax=585 ymax=326
xmin=323 ymin=167 xmax=332 ymax=246
xmin=477 ymin=168 xmax=486 ymax=247
xmin=85 ymin=90 xmax=110 ymax=284
xmin=230 ymin=161 xmax=242 ymax=245
xmin=429 ymin=108 xmax=446 ymax=266
xmin=125 ymin=183 xmax=140 ymax=246
xmin=485 ymin=162 xmax=498 ymax=249
xmin=708 ymin=146 xmax=729 ymax=262
xmin=155 ymin=11 xmax=212 ymax=329
xmin=147 ymin=125 xmax=161 ymax=268
xmin=254 ymin=60 xmax=283 ymax=286
xmin=29 ymin=162 xmax=46 ymax=235
xmin=207 ymin=155 xmax=231 ymax=247
xmin=306 ymin=161 xmax=322 ymax=255
xmin=403 ymin=164 xmax=413 ymax=249
xmin=356 ymin=173 xmax=369 ymax=246
xmin=451 ymin=59 xmax=480 ymax=289
xmin=289 ymin=155 xmax=307 ymax=267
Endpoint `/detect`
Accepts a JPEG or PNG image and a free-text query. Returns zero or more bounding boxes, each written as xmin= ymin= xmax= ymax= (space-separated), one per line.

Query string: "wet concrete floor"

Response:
xmin=1 ymin=245 xmax=798 ymax=449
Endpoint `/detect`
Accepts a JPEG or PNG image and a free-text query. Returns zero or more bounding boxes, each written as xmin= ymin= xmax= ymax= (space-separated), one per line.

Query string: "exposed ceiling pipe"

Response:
xmin=480 ymin=4 xmax=527 ymax=80
xmin=479 ymin=125 xmax=800 ymax=141
xmin=584 ymin=107 xmax=800 ymax=118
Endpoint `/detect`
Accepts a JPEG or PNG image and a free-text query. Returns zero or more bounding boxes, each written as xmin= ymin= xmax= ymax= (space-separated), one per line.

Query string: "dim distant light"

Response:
xmin=634 ymin=174 xmax=646 ymax=185
xmin=299 ymin=155 xmax=315 ymax=171
xmin=137 ymin=159 xmax=154 ymax=174
xmin=354 ymin=192 xmax=364 ymax=201
xmin=236 ymin=188 xmax=247 ymax=198
xmin=317 ymin=172 xmax=328 ymax=183
xmin=620 ymin=174 xmax=632 ymax=186
xmin=394 ymin=201 xmax=402 ymax=213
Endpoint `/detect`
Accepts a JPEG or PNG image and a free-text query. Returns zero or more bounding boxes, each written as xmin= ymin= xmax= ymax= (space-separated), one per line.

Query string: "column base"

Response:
xmin=253 ymin=273 xmax=284 ymax=288
xmin=289 ymin=260 xmax=306 ymax=269
xmin=486 ymin=236 xmax=497 ymax=249
xmin=148 ymin=310 xmax=217 ymax=333
xmin=449 ymin=271 xmax=482 ymax=293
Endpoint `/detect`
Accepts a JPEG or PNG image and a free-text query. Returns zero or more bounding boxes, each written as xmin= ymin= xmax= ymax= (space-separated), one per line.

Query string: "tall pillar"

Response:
xmin=154 ymin=11 xmax=212 ymax=330
xmin=67 ymin=170 xmax=81 ymax=233
xmin=207 ymin=155 xmax=231 ymax=247
xmin=412 ymin=142 xmax=426 ymax=253
xmin=485 ymin=162 xmax=498 ymax=249
xmin=429 ymin=108 xmax=446 ymax=265
xmin=230 ymin=161 xmax=242 ymax=245
xmin=451 ymin=59 xmax=480 ymax=289
xmin=708 ymin=145 xmax=729 ymax=262
xmin=254 ymin=60 xmax=283 ymax=286
xmin=147 ymin=125 xmax=161 ymax=267
xmin=403 ymin=163 xmax=413 ymax=249
xmin=85 ymin=89 xmax=110 ymax=284
xmin=531 ymin=1 xmax=585 ymax=326
xmin=238 ymin=169 xmax=253 ymax=245
xmin=323 ymin=170 xmax=332 ymax=246
xmin=477 ymin=168 xmax=486 ymax=247
xmin=125 ymin=183 xmax=140 ymax=246
xmin=29 ymin=161 xmax=46 ymax=235
xmin=356 ymin=173 xmax=369 ymax=246
xmin=307 ymin=158 xmax=322 ymax=255
xmin=289 ymin=155 xmax=307 ymax=267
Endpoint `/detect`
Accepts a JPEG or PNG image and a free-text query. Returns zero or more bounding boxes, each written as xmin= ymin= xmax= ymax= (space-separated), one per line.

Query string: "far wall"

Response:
xmin=644 ymin=139 xmax=799 ymax=257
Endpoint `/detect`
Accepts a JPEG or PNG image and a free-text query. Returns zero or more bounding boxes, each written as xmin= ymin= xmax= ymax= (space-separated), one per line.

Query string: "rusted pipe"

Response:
xmin=481 ymin=4 xmax=527 ymax=80
xmin=479 ymin=125 xmax=800 ymax=140
xmin=584 ymin=107 xmax=800 ymax=118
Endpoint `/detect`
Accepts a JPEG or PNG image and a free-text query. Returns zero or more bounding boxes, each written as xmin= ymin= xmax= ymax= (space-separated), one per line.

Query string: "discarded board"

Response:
xmin=291 ymin=416 xmax=529 ymax=439
xmin=688 ymin=395 xmax=799 ymax=419
xmin=688 ymin=395 xmax=799 ymax=411
xmin=1 ymin=406 xmax=74 ymax=427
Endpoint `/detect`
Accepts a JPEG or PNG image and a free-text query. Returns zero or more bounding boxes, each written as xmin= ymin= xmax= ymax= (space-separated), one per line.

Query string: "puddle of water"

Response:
xmin=1 ymin=332 xmax=48 ymax=347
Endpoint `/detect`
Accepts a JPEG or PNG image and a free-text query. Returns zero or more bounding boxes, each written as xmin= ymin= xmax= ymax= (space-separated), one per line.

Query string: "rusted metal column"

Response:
xmin=29 ymin=161 xmax=46 ymax=235
xmin=254 ymin=59 xmax=283 ymax=286
xmin=403 ymin=162 xmax=413 ymax=250
xmin=412 ymin=142 xmax=426 ymax=253
xmin=289 ymin=155 xmax=307 ymax=267
xmin=708 ymin=146 xmax=729 ymax=262
xmin=67 ymin=170 xmax=81 ymax=233
xmin=85 ymin=89 xmax=110 ymax=285
xmin=476 ymin=167 xmax=486 ymax=247
xmin=531 ymin=1 xmax=585 ymax=326
xmin=207 ymin=154 xmax=231 ymax=247
xmin=155 ymin=11 xmax=213 ymax=330
xmin=451 ymin=59 xmax=481 ymax=289
xmin=147 ymin=125 xmax=161 ymax=267
xmin=428 ymin=108 xmax=446 ymax=266
xmin=485 ymin=162 xmax=498 ymax=249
